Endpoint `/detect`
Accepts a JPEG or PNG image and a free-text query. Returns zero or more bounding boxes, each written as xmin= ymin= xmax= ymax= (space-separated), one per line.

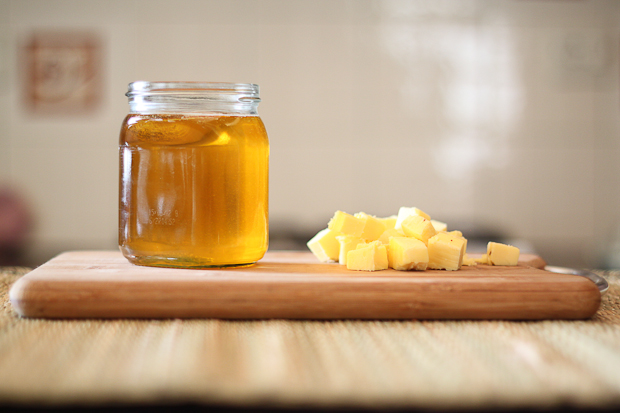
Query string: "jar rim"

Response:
xmin=126 ymin=81 xmax=259 ymax=97
xmin=125 ymin=81 xmax=261 ymax=114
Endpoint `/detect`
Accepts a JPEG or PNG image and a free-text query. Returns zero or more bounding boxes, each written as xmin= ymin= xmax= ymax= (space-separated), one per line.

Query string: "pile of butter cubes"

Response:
xmin=307 ymin=207 xmax=520 ymax=272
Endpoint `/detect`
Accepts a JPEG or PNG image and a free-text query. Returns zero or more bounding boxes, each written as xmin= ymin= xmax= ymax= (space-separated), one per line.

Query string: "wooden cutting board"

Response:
xmin=9 ymin=250 xmax=601 ymax=320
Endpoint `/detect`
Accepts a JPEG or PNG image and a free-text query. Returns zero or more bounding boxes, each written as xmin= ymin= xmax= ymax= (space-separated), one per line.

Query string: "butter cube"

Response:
xmin=307 ymin=228 xmax=341 ymax=262
xmin=327 ymin=211 xmax=364 ymax=238
xmin=346 ymin=241 xmax=389 ymax=271
xmin=487 ymin=242 xmax=520 ymax=266
xmin=378 ymin=215 xmax=398 ymax=230
xmin=388 ymin=237 xmax=428 ymax=271
xmin=394 ymin=207 xmax=431 ymax=231
xmin=378 ymin=227 xmax=404 ymax=245
xmin=401 ymin=215 xmax=437 ymax=244
xmin=336 ymin=234 xmax=364 ymax=266
xmin=354 ymin=212 xmax=387 ymax=241
xmin=446 ymin=230 xmax=467 ymax=254
xmin=462 ymin=253 xmax=477 ymax=266
xmin=475 ymin=253 xmax=489 ymax=265
xmin=431 ymin=219 xmax=448 ymax=232
xmin=427 ymin=232 xmax=466 ymax=271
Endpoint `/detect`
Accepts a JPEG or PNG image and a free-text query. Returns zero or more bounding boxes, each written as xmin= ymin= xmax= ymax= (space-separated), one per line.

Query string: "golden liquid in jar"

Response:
xmin=119 ymin=114 xmax=269 ymax=268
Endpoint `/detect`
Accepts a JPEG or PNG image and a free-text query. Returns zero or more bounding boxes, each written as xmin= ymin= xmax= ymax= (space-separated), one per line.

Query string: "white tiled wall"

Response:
xmin=0 ymin=0 xmax=619 ymax=267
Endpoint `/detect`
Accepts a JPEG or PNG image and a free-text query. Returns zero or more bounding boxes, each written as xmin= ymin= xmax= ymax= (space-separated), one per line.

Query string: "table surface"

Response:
xmin=2 ymin=262 xmax=620 ymax=410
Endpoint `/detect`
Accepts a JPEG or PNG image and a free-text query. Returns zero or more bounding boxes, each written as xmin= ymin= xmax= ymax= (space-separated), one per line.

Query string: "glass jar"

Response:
xmin=119 ymin=81 xmax=269 ymax=268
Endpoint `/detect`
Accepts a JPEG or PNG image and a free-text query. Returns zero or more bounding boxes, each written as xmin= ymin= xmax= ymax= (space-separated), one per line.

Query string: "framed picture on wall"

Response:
xmin=21 ymin=31 xmax=103 ymax=115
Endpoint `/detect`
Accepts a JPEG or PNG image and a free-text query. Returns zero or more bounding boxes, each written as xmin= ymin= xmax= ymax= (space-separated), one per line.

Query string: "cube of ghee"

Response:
xmin=378 ymin=227 xmax=404 ymax=245
xmin=346 ymin=241 xmax=388 ymax=271
xmin=354 ymin=212 xmax=387 ymax=241
xmin=336 ymin=234 xmax=364 ymax=266
xmin=487 ymin=242 xmax=520 ymax=266
xmin=431 ymin=219 xmax=448 ymax=232
xmin=327 ymin=210 xmax=364 ymax=238
xmin=394 ymin=207 xmax=431 ymax=230
xmin=307 ymin=228 xmax=341 ymax=262
xmin=378 ymin=215 xmax=398 ymax=230
xmin=427 ymin=232 xmax=466 ymax=271
xmin=401 ymin=215 xmax=437 ymax=244
xmin=388 ymin=237 xmax=429 ymax=271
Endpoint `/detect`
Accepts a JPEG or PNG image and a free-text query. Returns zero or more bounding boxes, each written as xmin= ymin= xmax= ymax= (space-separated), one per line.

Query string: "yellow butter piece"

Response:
xmin=475 ymin=253 xmax=489 ymax=265
xmin=354 ymin=212 xmax=387 ymax=241
xmin=346 ymin=241 xmax=388 ymax=271
xmin=487 ymin=242 xmax=520 ymax=266
xmin=413 ymin=207 xmax=431 ymax=220
xmin=378 ymin=227 xmax=404 ymax=245
xmin=427 ymin=232 xmax=466 ymax=271
xmin=378 ymin=215 xmax=398 ymax=230
xmin=394 ymin=207 xmax=431 ymax=231
xmin=388 ymin=237 xmax=428 ymax=271
xmin=462 ymin=253 xmax=477 ymax=266
xmin=336 ymin=234 xmax=364 ymax=266
xmin=307 ymin=228 xmax=341 ymax=262
xmin=431 ymin=219 xmax=447 ymax=232
xmin=327 ymin=210 xmax=364 ymax=238
xmin=401 ymin=215 xmax=437 ymax=244
xmin=446 ymin=230 xmax=467 ymax=255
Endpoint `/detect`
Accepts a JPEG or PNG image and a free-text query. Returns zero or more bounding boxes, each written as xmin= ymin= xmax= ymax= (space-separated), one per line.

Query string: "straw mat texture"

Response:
xmin=1 ymin=267 xmax=620 ymax=410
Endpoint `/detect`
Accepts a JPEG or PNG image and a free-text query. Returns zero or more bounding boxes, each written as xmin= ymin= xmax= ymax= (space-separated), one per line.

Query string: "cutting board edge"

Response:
xmin=7 ymin=250 xmax=601 ymax=320
xmin=9 ymin=273 xmax=601 ymax=321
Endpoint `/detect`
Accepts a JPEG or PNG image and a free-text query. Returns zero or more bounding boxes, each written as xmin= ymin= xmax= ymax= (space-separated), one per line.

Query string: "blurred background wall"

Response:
xmin=0 ymin=0 xmax=618 ymax=268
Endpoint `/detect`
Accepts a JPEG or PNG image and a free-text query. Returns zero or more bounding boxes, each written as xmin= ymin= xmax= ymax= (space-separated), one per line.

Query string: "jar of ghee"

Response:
xmin=119 ymin=81 xmax=269 ymax=268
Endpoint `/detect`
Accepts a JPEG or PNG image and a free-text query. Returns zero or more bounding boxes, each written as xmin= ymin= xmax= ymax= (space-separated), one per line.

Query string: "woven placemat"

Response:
xmin=1 ymin=267 xmax=620 ymax=410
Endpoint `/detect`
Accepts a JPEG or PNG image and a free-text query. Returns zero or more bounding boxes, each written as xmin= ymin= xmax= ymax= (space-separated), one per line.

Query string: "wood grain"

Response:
xmin=9 ymin=250 xmax=600 ymax=320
